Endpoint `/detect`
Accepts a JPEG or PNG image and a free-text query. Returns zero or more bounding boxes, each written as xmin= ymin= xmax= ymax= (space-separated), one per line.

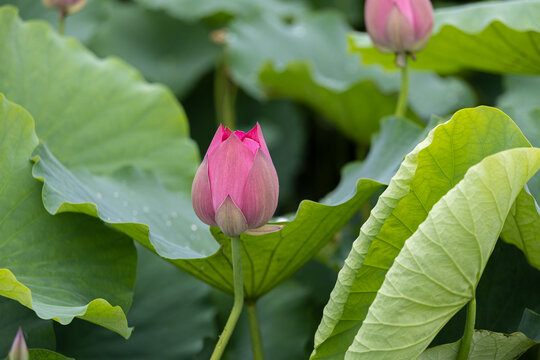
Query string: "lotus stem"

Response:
xmin=215 ymin=63 xmax=237 ymax=129
xmin=246 ymin=300 xmax=265 ymax=360
xmin=457 ymin=297 xmax=476 ymax=360
xmin=58 ymin=9 xmax=66 ymax=35
xmin=395 ymin=54 xmax=409 ymax=118
xmin=210 ymin=236 xmax=244 ymax=360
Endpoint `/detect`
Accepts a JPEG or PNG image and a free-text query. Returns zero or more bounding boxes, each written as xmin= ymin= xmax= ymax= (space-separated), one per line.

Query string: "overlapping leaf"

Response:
xmin=323 ymin=116 xmax=427 ymax=204
xmin=345 ymin=147 xmax=540 ymax=359
xmin=226 ymin=11 xmax=475 ymax=144
xmin=420 ymin=330 xmax=536 ymax=360
xmin=32 ymin=144 xmax=382 ymax=297
xmin=349 ymin=0 xmax=540 ymax=74
xmin=0 ymin=95 xmax=136 ymax=338
xmin=312 ymin=107 xmax=540 ymax=359
xmin=0 ymin=6 xmax=199 ymax=192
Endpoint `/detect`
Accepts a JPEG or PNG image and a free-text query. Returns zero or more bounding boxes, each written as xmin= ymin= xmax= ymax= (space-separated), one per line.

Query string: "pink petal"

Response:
xmin=207 ymin=124 xmax=227 ymax=157
xmin=242 ymin=137 xmax=260 ymax=155
xmin=365 ymin=0 xmax=394 ymax=52
xmin=215 ymin=196 xmax=248 ymax=237
xmin=241 ymin=149 xmax=279 ymax=228
xmin=245 ymin=123 xmax=271 ymax=159
xmin=385 ymin=5 xmax=415 ymax=53
xmin=191 ymin=157 xmax=217 ymax=226
xmin=234 ymin=130 xmax=247 ymax=140
xmin=410 ymin=0 xmax=434 ymax=50
xmin=208 ymin=133 xmax=255 ymax=210
xmin=393 ymin=0 xmax=414 ymax=25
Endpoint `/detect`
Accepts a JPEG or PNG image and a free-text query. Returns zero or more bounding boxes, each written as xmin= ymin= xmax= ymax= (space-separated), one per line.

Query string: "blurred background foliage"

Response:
xmin=0 ymin=0 xmax=539 ymax=358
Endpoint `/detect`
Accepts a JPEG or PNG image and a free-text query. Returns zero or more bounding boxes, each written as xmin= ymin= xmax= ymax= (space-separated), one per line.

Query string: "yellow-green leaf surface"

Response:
xmin=349 ymin=0 xmax=540 ymax=74
xmin=312 ymin=107 xmax=538 ymax=359
xmin=419 ymin=330 xmax=536 ymax=360
xmin=0 ymin=95 xmax=136 ymax=338
xmin=226 ymin=12 xmax=475 ymax=144
xmin=0 ymin=6 xmax=198 ymax=192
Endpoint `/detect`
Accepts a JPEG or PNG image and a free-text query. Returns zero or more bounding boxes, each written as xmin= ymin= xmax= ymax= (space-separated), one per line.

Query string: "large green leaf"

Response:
xmin=312 ymin=107 xmax=537 ymax=359
xmin=0 ymin=95 xmax=136 ymax=338
xmin=32 ymin=144 xmax=382 ymax=297
xmin=226 ymin=11 xmax=475 ymax=144
xmin=344 ymin=147 xmax=540 ymax=359
xmin=420 ymin=330 xmax=536 ymax=360
xmin=87 ymin=2 xmax=217 ymax=98
xmin=134 ymin=0 xmax=308 ymax=22
xmin=54 ymin=244 xmax=216 ymax=359
xmin=0 ymin=6 xmax=199 ymax=192
xmin=349 ymin=0 xmax=540 ymax=74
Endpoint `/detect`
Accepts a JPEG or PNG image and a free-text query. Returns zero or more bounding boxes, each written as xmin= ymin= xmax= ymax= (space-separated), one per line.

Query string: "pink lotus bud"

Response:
xmin=192 ymin=124 xmax=279 ymax=237
xmin=9 ymin=328 xmax=29 ymax=360
xmin=42 ymin=0 xmax=88 ymax=14
xmin=365 ymin=0 xmax=433 ymax=57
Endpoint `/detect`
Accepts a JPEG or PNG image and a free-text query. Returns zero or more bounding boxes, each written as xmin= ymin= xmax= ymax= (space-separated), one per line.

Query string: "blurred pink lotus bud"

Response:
xmin=42 ymin=0 xmax=88 ymax=14
xmin=8 ymin=328 xmax=28 ymax=360
xmin=365 ymin=0 xmax=433 ymax=60
xmin=192 ymin=124 xmax=279 ymax=237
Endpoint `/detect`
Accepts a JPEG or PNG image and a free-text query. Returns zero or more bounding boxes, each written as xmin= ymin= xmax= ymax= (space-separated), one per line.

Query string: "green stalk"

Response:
xmin=214 ymin=63 xmax=237 ymax=129
xmin=210 ymin=236 xmax=244 ymax=360
xmin=246 ymin=300 xmax=265 ymax=360
xmin=394 ymin=54 xmax=409 ymax=118
xmin=457 ymin=297 xmax=476 ymax=360
xmin=58 ymin=9 xmax=67 ymax=35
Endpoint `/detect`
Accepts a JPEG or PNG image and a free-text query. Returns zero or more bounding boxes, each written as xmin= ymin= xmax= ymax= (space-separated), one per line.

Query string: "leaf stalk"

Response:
xmin=246 ymin=300 xmax=265 ymax=360
xmin=457 ymin=297 xmax=476 ymax=360
xmin=395 ymin=55 xmax=409 ymax=118
xmin=210 ymin=236 xmax=244 ymax=360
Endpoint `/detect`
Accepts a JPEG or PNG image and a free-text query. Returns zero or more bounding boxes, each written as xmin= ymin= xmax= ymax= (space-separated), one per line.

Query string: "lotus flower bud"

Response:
xmin=8 ymin=328 xmax=29 ymax=360
xmin=365 ymin=0 xmax=433 ymax=62
xmin=42 ymin=0 xmax=88 ymax=14
xmin=192 ymin=124 xmax=279 ymax=237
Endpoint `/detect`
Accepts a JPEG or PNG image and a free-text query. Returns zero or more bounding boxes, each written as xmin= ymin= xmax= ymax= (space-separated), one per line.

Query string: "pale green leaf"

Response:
xmin=312 ymin=107 xmax=534 ymax=359
xmin=0 ymin=95 xmax=136 ymax=338
xmin=345 ymin=147 xmax=540 ymax=359
xmin=420 ymin=330 xmax=536 ymax=360
xmin=0 ymin=6 xmax=199 ymax=192
xmin=501 ymin=188 xmax=540 ymax=270
xmin=349 ymin=0 xmax=540 ymax=74
xmin=226 ymin=12 xmax=475 ymax=144
xmin=134 ymin=0 xmax=308 ymax=22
